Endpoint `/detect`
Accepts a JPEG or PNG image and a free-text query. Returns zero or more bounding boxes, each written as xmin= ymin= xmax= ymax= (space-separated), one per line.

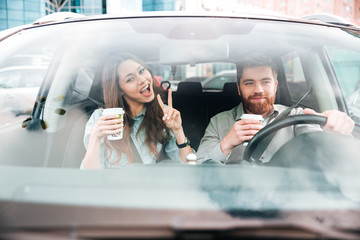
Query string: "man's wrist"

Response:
xmin=220 ymin=140 xmax=233 ymax=156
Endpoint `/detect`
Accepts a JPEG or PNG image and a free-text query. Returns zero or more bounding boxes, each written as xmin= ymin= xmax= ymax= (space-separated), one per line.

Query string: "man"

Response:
xmin=196 ymin=53 xmax=355 ymax=164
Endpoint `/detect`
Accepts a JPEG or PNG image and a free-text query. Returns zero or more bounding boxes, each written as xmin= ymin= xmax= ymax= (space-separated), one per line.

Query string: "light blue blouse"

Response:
xmin=80 ymin=108 xmax=181 ymax=169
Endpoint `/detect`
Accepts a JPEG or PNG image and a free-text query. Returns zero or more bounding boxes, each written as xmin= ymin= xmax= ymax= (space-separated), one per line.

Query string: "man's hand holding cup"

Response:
xmin=220 ymin=114 xmax=263 ymax=156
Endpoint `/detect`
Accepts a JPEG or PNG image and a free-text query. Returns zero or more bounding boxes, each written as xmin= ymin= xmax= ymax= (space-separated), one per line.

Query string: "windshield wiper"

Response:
xmin=248 ymin=87 xmax=313 ymax=163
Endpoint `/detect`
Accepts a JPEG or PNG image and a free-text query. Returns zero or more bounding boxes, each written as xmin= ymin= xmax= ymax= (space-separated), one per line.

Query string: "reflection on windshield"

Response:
xmin=0 ymin=17 xmax=359 ymax=221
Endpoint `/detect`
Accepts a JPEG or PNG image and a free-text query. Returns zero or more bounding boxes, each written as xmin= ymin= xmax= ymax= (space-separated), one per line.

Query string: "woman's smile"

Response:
xmin=140 ymin=84 xmax=152 ymax=97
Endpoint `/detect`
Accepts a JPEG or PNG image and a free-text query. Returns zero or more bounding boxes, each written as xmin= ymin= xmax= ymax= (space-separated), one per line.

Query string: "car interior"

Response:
xmin=1 ymin=44 xmax=340 ymax=169
xmin=1 ymin=17 xmax=353 ymax=169
xmin=54 ymin=51 xmax=323 ymax=168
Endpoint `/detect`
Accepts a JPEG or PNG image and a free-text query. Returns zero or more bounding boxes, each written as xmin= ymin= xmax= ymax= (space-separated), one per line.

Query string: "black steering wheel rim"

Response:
xmin=243 ymin=114 xmax=327 ymax=163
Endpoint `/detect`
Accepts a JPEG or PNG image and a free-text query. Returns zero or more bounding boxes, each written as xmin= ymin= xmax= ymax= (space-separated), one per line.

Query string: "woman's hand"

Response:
xmin=157 ymin=89 xmax=182 ymax=132
xmin=82 ymin=113 xmax=123 ymax=169
xmin=157 ymin=90 xmax=194 ymax=164
xmin=92 ymin=114 xmax=123 ymax=139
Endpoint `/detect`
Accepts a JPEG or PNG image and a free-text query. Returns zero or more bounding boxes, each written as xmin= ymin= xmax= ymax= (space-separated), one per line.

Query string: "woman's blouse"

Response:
xmin=80 ymin=108 xmax=181 ymax=169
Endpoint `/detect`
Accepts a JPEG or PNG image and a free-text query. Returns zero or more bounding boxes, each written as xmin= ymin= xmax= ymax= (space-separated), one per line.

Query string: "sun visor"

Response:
xmin=160 ymin=40 xmax=229 ymax=64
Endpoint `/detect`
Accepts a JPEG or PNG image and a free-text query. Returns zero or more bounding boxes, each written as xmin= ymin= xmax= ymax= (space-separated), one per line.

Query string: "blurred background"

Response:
xmin=0 ymin=0 xmax=359 ymax=31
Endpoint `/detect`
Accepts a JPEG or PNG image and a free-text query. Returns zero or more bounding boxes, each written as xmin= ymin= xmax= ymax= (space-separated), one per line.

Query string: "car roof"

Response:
xmin=0 ymin=12 xmax=85 ymax=41
xmin=13 ymin=11 xmax=359 ymax=31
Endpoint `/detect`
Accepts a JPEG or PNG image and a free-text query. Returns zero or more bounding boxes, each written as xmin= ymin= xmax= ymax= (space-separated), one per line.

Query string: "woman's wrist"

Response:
xmin=172 ymin=128 xmax=186 ymax=144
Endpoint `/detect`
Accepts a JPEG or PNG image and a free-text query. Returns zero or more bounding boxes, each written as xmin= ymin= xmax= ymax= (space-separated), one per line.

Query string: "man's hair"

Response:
xmin=236 ymin=53 xmax=278 ymax=84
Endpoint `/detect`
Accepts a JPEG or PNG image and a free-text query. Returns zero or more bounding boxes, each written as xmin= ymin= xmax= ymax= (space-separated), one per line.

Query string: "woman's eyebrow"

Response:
xmin=124 ymin=72 xmax=133 ymax=79
xmin=123 ymin=65 xmax=143 ymax=79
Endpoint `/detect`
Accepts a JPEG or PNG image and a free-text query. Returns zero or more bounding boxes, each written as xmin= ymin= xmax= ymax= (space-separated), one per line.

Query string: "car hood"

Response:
xmin=1 ymin=166 xmax=360 ymax=239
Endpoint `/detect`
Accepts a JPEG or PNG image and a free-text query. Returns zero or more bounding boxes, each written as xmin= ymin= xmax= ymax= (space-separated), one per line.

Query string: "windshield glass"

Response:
xmin=1 ymin=16 xmax=360 ymax=234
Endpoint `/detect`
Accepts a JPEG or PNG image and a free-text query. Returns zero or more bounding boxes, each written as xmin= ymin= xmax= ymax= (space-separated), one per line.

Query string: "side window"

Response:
xmin=326 ymin=47 xmax=360 ymax=124
xmin=203 ymin=74 xmax=237 ymax=89
xmin=281 ymin=51 xmax=316 ymax=108
xmin=281 ymin=51 xmax=307 ymax=101
xmin=71 ymin=68 xmax=95 ymax=104
xmin=0 ymin=30 xmax=56 ymax=126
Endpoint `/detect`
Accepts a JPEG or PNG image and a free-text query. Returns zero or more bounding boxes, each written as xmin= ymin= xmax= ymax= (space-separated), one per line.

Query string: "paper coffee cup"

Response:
xmin=240 ymin=114 xmax=264 ymax=123
xmin=102 ymin=108 xmax=125 ymax=140
xmin=240 ymin=114 xmax=264 ymax=146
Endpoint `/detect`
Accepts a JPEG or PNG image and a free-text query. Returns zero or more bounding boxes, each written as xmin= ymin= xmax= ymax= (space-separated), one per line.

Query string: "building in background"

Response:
xmin=190 ymin=0 xmax=360 ymax=26
xmin=0 ymin=0 xmax=44 ymax=30
xmin=45 ymin=0 xmax=106 ymax=15
xmin=1 ymin=0 xmax=359 ymax=31
xmin=0 ymin=0 xmax=106 ymax=30
xmin=0 ymin=0 xmax=176 ymax=31
xmin=143 ymin=0 xmax=175 ymax=11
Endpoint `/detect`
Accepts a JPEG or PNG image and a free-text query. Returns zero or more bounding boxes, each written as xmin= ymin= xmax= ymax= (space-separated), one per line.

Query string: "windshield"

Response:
xmin=1 ymin=16 xmax=360 ymax=236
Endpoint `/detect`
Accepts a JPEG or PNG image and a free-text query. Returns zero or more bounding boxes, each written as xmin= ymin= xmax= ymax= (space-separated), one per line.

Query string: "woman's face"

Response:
xmin=117 ymin=59 xmax=155 ymax=108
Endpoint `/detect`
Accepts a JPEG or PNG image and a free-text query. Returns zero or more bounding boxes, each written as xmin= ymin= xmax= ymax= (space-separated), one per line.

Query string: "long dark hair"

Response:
xmin=102 ymin=53 xmax=170 ymax=165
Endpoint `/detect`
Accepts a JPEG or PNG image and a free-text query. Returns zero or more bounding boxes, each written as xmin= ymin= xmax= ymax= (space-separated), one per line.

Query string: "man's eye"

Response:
xmin=244 ymin=82 xmax=253 ymax=86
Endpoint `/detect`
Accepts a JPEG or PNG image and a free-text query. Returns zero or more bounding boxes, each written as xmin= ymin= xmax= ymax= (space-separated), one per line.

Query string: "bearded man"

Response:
xmin=196 ymin=53 xmax=354 ymax=164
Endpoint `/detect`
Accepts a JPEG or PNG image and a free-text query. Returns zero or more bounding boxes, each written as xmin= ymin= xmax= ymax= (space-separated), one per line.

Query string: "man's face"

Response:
xmin=237 ymin=66 xmax=278 ymax=117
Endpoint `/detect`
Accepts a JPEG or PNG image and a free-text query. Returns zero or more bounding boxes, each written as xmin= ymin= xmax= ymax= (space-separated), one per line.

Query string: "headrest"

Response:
xmin=176 ymin=82 xmax=203 ymax=95
xmin=222 ymin=82 xmax=239 ymax=96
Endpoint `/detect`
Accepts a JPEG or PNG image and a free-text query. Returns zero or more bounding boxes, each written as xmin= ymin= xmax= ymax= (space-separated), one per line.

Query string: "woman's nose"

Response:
xmin=137 ymin=75 xmax=146 ymax=84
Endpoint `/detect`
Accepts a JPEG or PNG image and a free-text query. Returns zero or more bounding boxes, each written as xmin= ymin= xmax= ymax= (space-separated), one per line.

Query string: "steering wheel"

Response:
xmin=243 ymin=114 xmax=327 ymax=164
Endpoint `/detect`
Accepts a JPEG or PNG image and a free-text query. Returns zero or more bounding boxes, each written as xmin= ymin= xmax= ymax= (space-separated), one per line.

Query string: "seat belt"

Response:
xmin=129 ymin=137 xmax=143 ymax=163
xmin=129 ymin=137 xmax=166 ymax=163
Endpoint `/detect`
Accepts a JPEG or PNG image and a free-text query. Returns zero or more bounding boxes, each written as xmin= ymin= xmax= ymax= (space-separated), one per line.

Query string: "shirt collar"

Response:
xmin=234 ymin=103 xmax=245 ymax=121
xmin=133 ymin=107 xmax=146 ymax=120
xmin=267 ymin=104 xmax=280 ymax=119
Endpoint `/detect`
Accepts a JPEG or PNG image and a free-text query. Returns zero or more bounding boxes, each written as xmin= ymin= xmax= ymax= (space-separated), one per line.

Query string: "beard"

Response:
xmin=241 ymin=93 xmax=275 ymax=116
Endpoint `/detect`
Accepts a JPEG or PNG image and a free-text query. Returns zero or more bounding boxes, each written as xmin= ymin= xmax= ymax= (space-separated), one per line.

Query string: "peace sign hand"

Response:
xmin=157 ymin=89 xmax=182 ymax=132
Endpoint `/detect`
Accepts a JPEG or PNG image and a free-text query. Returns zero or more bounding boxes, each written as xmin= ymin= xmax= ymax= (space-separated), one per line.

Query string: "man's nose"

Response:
xmin=254 ymin=83 xmax=264 ymax=93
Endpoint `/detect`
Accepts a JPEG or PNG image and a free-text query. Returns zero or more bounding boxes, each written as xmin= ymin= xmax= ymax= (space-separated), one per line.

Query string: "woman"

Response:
xmin=81 ymin=54 xmax=193 ymax=169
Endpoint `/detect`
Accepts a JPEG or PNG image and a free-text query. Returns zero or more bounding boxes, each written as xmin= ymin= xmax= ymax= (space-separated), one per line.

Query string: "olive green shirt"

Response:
xmin=196 ymin=103 xmax=322 ymax=164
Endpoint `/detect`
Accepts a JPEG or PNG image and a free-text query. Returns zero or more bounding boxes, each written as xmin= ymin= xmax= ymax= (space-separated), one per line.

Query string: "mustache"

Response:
xmin=248 ymin=94 xmax=268 ymax=100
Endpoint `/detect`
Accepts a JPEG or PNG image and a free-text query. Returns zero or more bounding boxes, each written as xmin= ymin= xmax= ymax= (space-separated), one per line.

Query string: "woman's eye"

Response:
xmin=126 ymin=77 xmax=134 ymax=83
xmin=139 ymin=68 xmax=145 ymax=74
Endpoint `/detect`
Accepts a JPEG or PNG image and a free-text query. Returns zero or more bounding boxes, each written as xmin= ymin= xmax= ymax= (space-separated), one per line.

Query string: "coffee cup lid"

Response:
xmin=102 ymin=108 xmax=125 ymax=114
xmin=240 ymin=114 xmax=264 ymax=121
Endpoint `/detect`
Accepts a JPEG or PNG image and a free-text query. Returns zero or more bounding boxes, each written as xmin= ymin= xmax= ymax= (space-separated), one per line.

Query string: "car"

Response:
xmin=0 ymin=65 xmax=47 ymax=117
xmin=201 ymin=69 xmax=236 ymax=89
xmin=0 ymin=11 xmax=360 ymax=239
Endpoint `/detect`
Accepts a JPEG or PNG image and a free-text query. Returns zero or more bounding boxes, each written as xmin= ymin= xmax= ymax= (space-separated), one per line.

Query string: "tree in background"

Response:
xmin=45 ymin=0 xmax=69 ymax=13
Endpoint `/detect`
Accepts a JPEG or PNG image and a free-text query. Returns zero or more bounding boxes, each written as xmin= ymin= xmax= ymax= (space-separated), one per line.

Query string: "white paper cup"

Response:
xmin=102 ymin=108 xmax=125 ymax=140
xmin=240 ymin=114 xmax=264 ymax=123
xmin=240 ymin=114 xmax=264 ymax=146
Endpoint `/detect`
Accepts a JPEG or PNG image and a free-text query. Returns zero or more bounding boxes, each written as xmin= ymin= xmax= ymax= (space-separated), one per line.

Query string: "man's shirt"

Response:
xmin=196 ymin=103 xmax=321 ymax=164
